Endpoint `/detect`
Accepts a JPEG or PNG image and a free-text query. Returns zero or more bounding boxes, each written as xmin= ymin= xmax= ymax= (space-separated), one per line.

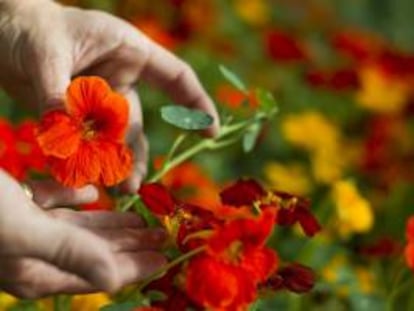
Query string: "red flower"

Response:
xmin=331 ymin=30 xmax=383 ymax=62
xmin=265 ymin=30 xmax=307 ymax=63
xmin=220 ymin=179 xmax=266 ymax=206
xmin=15 ymin=120 xmax=46 ymax=173
xmin=0 ymin=118 xmax=24 ymax=179
xmin=185 ymin=210 xmax=278 ymax=310
xmin=405 ymin=217 xmax=414 ymax=270
xmin=274 ymin=191 xmax=321 ymax=237
xmin=219 ymin=179 xmax=321 ymax=237
xmin=263 ymin=262 xmax=315 ymax=293
xmin=358 ymin=237 xmax=401 ymax=258
xmin=305 ymin=68 xmax=359 ymax=90
xmin=37 ymin=77 xmax=133 ymax=187
xmin=139 ymin=183 xmax=176 ymax=216
xmin=186 ymin=255 xmax=256 ymax=311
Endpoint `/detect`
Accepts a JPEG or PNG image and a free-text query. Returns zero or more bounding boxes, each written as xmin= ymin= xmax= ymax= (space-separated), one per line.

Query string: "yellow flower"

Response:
xmin=264 ymin=162 xmax=311 ymax=195
xmin=281 ymin=112 xmax=347 ymax=184
xmin=355 ymin=267 xmax=374 ymax=294
xmin=311 ymin=150 xmax=345 ymax=184
xmin=356 ymin=66 xmax=409 ymax=114
xmin=0 ymin=292 xmax=17 ymax=310
xmin=70 ymin=293 xmax=111 ymax=311
xmin=332 ymin=180 xmax=374 ymax=237
xmin=281 ymin=112 xmax=340 ymax=153
xmin=233 ymin=0 xmax=270 ymax=26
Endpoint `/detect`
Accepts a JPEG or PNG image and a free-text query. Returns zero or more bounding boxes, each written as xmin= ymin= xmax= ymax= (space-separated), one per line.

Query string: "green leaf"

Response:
xmin=161 ymin=106 xmax=213 ymax=130
xmin=146 ymin=290 xmax=168 ymax=302
xmin=219 ymin=65 xmax=248 ymax=93
xmin=243 ymin=122 xmax=262 ymax=153
xmin=255 ymin=88 xmax=278 ymax=114
xmin=100 ymin=302 xmax=141 ymax=311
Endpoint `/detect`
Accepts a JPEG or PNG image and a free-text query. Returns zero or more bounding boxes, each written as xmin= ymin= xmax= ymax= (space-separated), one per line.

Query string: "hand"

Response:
xmin=0 ymin=0 xmax=220 ymax=192
xmin=0 ymin=171 xmax=166 ymax=298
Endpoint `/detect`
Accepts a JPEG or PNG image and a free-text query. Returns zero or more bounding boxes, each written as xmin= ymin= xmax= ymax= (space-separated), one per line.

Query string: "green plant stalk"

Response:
xmin=122 ymin=113 xmax=275 ymax=211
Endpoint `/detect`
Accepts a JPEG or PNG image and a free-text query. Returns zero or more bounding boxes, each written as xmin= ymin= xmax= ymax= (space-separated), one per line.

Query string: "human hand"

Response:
xmin=0 ymin=0 xmax=220 ymax=192
xmin=0 ymin=171 xmax=166 ymax=298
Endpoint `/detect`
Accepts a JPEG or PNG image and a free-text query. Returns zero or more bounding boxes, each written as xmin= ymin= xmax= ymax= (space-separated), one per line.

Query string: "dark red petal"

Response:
xmin=138 ymin=183 xmax=176 ymax=216
xmin=220 ymin=179 xmax=266 ymax=206
xmin=278 ymin=263 xmax=315 ymax=293
xmin=296 ymin=207 xmax=321 ymax=237
xmin=277 ymin=208 xmax=296 ymax=226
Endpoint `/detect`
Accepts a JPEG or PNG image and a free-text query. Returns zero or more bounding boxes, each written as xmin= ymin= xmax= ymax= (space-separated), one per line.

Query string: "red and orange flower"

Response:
xmin=37 ymin=77 xmax=133 ymax=188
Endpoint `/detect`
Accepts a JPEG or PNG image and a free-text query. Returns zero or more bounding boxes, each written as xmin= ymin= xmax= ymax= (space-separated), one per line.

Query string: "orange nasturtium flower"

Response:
xmin=37 ymin=77 xmax=133 ymax=187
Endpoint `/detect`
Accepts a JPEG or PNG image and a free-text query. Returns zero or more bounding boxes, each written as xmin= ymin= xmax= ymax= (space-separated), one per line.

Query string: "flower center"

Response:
xmin=226 ymin=240 xmax=243 ymax=263
xmin=83 ymin=120 xmax=96 ymax=140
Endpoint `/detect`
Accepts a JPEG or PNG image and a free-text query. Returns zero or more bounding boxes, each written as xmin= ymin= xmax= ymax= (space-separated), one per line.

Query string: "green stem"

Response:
xmin=165 ymin=133 xmax=188 ymax=163
xmin=120 ymin=194 xmax=140 ymax=212
xmin=149 ymin=139 xmax=213 ymax=183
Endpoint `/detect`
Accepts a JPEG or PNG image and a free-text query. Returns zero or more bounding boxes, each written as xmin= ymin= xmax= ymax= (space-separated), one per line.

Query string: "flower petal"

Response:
xmin=97 ymin=142 xmax=133 ymax=186
xmin=220 ymin=179 xmax=266 ymax=206
xmin=37 ymin=110 xmax=81 ymax=158
xmin=49 ymin=141 xmax=101 ymax=187
xmin=66 ymin=77 xmax=129 ymax=141
xmin=138 ymin=183 xmax=176 ymax=216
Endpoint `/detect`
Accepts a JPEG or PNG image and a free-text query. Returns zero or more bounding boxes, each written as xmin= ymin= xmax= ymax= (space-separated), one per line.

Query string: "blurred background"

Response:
xmin=2 ymin=0 xmax=414 ymax=310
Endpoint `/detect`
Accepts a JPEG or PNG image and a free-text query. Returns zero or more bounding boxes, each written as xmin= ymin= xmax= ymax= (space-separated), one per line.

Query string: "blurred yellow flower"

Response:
xmin=233 ymin=0 xmax=270 ymax=26
xmin=311 ymin=150 xmax=345 ymax=184
xmin=355 ymin=267 xmax=374 ymax=294
xmin=264 ymin=162 xmax=311 ymax=195
xmin=0 ymin=292 xmax=17 ymax=310
xmin=332 ymin=180 xmax=374 ymax=237
xmin=71 ymin=293 xmax=111 ymax=311
xmin=356 ymin=66 xmax=409 ymax=114
xmin=282 ymin=112 xmax=340 ymax=152
xmin=281 ymin=112 xmax=346 ymax=184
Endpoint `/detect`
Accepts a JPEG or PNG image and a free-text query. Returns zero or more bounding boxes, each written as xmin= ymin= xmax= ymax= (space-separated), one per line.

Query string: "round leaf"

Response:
xmin=161 ymin=105 xmax=214 ymax=130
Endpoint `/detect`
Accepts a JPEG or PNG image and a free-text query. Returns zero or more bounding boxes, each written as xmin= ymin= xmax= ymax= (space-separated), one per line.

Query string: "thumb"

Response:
xmin=30 ymin=46 xmax=72 ymax=113
xmin=25 ymin=214 xmax=120 ymax=292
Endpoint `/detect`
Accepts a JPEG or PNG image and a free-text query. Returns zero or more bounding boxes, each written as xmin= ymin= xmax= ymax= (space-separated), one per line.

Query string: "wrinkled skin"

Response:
xmin=0 ymin=172 xmax=167 ymax=297
xmin=0 ymin=0 xmax=219 ymax=298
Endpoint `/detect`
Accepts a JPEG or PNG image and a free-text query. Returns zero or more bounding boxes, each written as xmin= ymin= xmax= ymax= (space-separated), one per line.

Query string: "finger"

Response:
xmin=116 ymin=251 xmax=167 ymax=285
xmin=48 ymin=209 xmax=145 ymax=229
xmin=140 ymin=42 xmax=220 ymax=136
xmin=24 ymin=215 xmax=120 ymax=292
xmin=92 ymin=228 xmax=167 ymax=252
xmin=0 ymin=257 xmax=91 ymax=298
xmin=27 ymin=20 xmax=73 ymax=112
xmin=122 ymin=89 xmax=148 ymax=193
xmin=27 ymin=180 xmax=98 ymax=209
xmin=0 ymin=251 xmax=166 ymax=298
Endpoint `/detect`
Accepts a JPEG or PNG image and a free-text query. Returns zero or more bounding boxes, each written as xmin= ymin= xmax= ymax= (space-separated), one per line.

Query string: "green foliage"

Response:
xmin=161 ymin=106 xmax=214 ymax=130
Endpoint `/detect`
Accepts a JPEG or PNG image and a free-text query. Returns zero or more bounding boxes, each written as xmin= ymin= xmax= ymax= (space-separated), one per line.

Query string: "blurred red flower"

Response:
xmin=15 ymin=119 xmax=46 ymax=174
xmin=265 ymin=29 xmax=308 ymax=63
xmin=37 ymin=77 xmax=133 ymax=187
xmin=0 ymin=118 xmax=24 ymax=179
xmin=263 ymin=262 xmax=315 ymax=293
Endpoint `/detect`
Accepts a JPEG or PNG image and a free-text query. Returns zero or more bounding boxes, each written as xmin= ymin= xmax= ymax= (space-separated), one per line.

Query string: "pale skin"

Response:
xmin=0 ymin=0 xmax=220 ymax=298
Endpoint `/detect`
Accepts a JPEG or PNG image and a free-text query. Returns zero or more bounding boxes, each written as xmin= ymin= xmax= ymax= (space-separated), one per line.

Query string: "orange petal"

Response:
xmin=97 ymin=141 xmax=133 ymax=186
xmin=66 ymin=77 xmax=129 ymax=141
xmin=96 ymin=92 xmax=129 ymax=141
xmin=66 ymin=77 xmax=112 ymax=120
xmin=49 ymin=141 xmax=101 ymax=187
xmin=37 ymin=110 xmax=81 ymax=158
xmin=49 ymin=140 xmax=132 ymax=188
